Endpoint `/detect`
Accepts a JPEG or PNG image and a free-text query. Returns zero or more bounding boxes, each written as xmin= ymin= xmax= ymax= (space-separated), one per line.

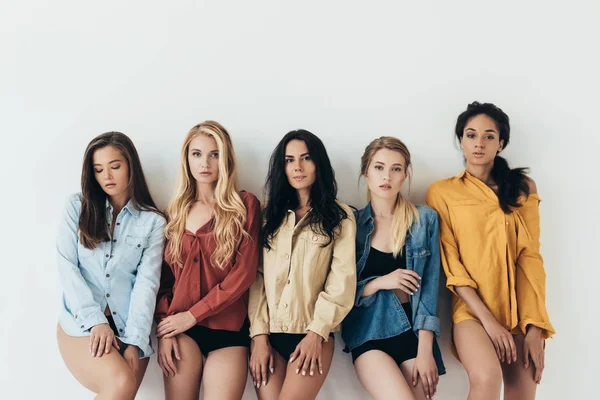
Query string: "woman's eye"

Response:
xmin=94 ymin=169 xmax=102 ymax=174
xmin=374 ymin=165 xmax=383 ymax=170
xmin=285 ymin=158 xmax=293 ymax=163
xmin=466 ymin=133 xmax=475 ymax=139
xmin=192 ymin=152 xmax=200 ymax=157
xmin=111 ymin=165 xmax=120 ymax=170
xmin=210 ymin=153 xmax=219 ymax=158
xmin=393 ymin=167 xmax=402 ymax=172
xmin=302 ymin=155 xmax=311 ymax=161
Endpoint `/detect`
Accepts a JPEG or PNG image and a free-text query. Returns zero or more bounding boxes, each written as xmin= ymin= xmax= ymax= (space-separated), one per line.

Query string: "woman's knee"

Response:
xmin=105 ymin=366 xmax=137 ymax=396
xmin=468 ymin=364 xmax=502 ymax=391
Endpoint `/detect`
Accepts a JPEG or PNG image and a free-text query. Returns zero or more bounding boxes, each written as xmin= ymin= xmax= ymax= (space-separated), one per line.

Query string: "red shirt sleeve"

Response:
xmin=188 ymin=192 xmax=262 ymax=322
xmin=155 ymin=256 xmax=175 ymax=323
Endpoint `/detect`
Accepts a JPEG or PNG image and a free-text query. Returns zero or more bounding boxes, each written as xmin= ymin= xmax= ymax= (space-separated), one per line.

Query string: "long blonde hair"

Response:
xmin=165 ymin=121 xmax=248 ymax=269
xmin=360 ymin=136 xmax=420 ymax=257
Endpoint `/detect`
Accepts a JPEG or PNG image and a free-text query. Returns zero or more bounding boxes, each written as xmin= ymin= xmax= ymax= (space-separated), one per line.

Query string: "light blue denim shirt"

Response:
xmin=341 ymin=203 xmax=445 ymax=374
xmin=57 ymin=193 xmax=166 ymax=358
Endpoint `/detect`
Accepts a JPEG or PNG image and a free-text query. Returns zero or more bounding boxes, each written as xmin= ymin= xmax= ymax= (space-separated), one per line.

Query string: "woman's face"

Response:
xmin=460 ymin=114 xmax=504 ymax=167
xmin=285 ymin=139 xmax=316 ymax=191
xmin=188 ymin=134 xmax=220 ymax=185
xmin=93 ymin=145 xmax=130 ymax=198
xmin=365 ymin=148 xmax=407 ymax=201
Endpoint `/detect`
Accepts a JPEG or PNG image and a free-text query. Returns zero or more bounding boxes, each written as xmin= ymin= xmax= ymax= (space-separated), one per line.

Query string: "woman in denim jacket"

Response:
xmin=342 ymin=137 xmax=445 ymax=400
xmin=56 ymin=132 xmax=166 ymax=399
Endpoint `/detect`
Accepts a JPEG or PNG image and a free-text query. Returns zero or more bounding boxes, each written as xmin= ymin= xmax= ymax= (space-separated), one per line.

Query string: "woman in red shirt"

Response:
xmin=154 ymin=121 xmax=261 ymax=400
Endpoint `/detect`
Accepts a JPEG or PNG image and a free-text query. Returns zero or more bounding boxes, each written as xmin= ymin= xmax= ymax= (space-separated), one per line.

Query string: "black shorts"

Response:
xmin=107 ymin=314 xmax=128 ymax=356
xmin=351 ymin=302 xmax=419 ymax=366
xmin=269 ymin=332 xmax=335 ymax=360
xmin=184 ymin=320 xmax=250 ymax=357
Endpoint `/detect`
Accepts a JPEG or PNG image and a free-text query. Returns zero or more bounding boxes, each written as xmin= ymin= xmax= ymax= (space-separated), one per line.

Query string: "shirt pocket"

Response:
xmin=124 ymin=235 xmax=150 ymax=268
xmin=299 ymin=231 xmax=332 ymax=285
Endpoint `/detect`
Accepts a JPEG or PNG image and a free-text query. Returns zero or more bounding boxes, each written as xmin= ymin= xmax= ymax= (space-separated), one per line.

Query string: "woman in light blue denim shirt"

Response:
xmin=56 ymin=132 xmax=166 ymax=400
xmin=342 ymin=137 xmax=445 ymax=400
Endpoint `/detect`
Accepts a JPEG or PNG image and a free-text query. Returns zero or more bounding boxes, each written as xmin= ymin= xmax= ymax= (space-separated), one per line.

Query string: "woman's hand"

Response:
xmin=156 ymin=311 xmax=196 ymax=338
xmin=250 ymin=335 xmax=274 ymax=388
xmin=157 ymin=336 xmax=181 ymax=377
xmin=376 ymin=269 xmax=421 ymax=295
xmin=123 ymin=345 xmax=140 ymax=375
xmin=524 ymin=326 xmax=545 ymax=384
xmin=289 ymin=331 xmax=324 ymax=377
xmin=481 ymin=317 xmax=517 ymax=364
xmin=89 ymin=323 xmax=120 ymax=357
xmin=412 ymin=351 xmax=439 ymax=399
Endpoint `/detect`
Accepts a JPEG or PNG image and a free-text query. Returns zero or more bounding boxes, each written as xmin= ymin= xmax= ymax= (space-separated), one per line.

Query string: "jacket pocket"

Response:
xmin=124 ymin=235 xmax=150 ymax=267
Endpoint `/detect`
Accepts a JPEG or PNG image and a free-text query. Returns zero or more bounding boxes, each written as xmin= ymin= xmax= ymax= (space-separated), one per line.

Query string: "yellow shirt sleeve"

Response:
xmin=514 ymin=194 xmax=555 ymax=338
xmin=426 ymin=184 xmax=478 ymax=295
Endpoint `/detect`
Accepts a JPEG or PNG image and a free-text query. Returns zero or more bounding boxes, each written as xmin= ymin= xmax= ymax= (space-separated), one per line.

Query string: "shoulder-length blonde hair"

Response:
xmin=360 ymin=136 xmax=420 ymax=258
xmin=165 ymin=121 xmax=248 ymax=269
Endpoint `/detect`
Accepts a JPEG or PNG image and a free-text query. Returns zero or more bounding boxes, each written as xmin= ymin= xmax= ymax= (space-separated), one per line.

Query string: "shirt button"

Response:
xmin=313 ymin=236 xmax=318 ymax=241
xmin=80 ymin=325 xmax=84 ymax=329
xmin=112 ymin=311 xmax=116 ymax=315
xmin=106 ymin=274 xmax=110 ymax=278
xmin=105 ymin=254 xmax=109 ymax=258
xmin=281 ymin=326 xmax=288 ymax=332
xmin=137 ymin=244 xmax=141 ymax=248
xmin=287 ymin=279 xmax=291 ymax=284
xmin=506 ymin=221 xmax=509 ymax=225
xmin=113 ymin=239 xmax=117 ymax=243
xmin=119 ymin=328 xmax=123 ymax=332
xmin=116 ymin=222 xmax=120 ymax=226
xmin=194 ymin=257 xmax=199 ymax=263
xmin=281 ymin=303 xmax=288 ymax=309
xmin=285 ymin=254 xmax=290 ymax=259
xmin=106 ymin=293 xmax=110 ymax=298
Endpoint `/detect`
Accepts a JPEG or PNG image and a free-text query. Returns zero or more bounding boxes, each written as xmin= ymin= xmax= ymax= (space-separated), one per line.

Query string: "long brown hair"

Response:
xmin=165 ymin=121 xmax=249 ymax=269
xmin=79 ymin=132 xmax=163 ymax=249
xmin=360 ymin=136 xmax=420 ymax=257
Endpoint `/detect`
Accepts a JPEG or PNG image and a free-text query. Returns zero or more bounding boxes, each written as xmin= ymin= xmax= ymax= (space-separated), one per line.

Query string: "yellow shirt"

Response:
xmin=426 ymin=171 xmax=555 ymax=339
xmin=248 ymin=202 xmax=356 ymax=341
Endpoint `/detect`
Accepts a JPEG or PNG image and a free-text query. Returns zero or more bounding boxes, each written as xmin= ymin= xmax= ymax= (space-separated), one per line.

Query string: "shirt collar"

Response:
xmin=105 ymin=198 xmax=140 ymax=219
xmin=358 ymin=202 xmax=374 ymax=226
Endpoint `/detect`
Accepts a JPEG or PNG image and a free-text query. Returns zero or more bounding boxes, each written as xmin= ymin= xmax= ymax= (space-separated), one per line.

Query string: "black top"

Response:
xmin=362 ymin=245 xmax=407 ymax=280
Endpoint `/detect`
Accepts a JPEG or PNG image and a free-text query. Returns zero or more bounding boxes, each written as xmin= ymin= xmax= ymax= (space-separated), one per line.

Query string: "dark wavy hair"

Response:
xmin=455 ymin=101 xmax=530 ymax=213
xmin=79 ymin=132 xmax=163 ymax=249
xmin=262 ymin=129 xmax=348 ymax=249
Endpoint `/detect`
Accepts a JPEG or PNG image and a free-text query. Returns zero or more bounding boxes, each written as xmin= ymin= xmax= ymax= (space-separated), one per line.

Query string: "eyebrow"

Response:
xmin=190 ymin=148 xmax=219 ymax=152
xmin=373 ymin=161 xmax=403 ymax=167
xmin=466 ymin=128 xmax=498 ymax=133
xmin=285 ymin=152 xmax=309 ymax=158
xmin=93 ymin=159 xmax=122 ymax=166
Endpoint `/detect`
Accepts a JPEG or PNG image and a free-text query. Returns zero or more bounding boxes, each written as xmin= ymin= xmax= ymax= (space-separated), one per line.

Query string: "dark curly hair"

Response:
xmin=262 ymin=129 xmax=348 ymax=249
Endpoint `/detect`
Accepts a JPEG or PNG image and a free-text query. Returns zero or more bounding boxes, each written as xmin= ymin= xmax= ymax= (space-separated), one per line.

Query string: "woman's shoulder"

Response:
xmin=239 ymin=190 xmax=261 ymax=208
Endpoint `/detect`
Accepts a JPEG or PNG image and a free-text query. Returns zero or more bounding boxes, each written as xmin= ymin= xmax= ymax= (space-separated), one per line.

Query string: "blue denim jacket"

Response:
xmin=57 ymin=193 xmax=166 ymax=358
xmin=341 ymin=203 xmax=445 ymax=374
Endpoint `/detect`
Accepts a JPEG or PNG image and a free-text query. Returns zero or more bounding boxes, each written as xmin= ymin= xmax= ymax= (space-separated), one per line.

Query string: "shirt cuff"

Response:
xmin=249 ymin=322 xmax=270 ymax=338
xmin=413 ymin=315 xmax=441 ymax=337
xmin=306 ymin=321 xmax=331 ymax=342
xmin=446 ymin=276 xmax=478 ymax=295
xmin=189 ymin=301 xmax=213 ymax=323
xmin=78 ymin=311 xmax=108 ymax=332
xmin=518 ymin=319 xmax=556 ymax=339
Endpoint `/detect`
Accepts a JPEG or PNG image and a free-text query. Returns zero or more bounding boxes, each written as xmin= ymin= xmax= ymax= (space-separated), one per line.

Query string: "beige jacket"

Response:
xmin=248 ymin=202 xmax=356 ymax=341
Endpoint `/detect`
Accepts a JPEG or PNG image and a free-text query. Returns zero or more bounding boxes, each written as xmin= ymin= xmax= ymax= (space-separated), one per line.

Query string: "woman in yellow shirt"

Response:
xmin=426 ymin=101 xmax=554 ymax=400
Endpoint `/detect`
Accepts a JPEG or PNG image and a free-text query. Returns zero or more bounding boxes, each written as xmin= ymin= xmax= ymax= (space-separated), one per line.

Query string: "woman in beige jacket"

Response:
xmin=248 ymin=129 xmax=356 ymax=400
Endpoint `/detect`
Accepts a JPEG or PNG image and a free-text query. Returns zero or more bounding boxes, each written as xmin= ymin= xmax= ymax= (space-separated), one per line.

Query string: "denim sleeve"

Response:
xmin=413 ymin=212 xmax=442 ymax=337
xmin=56 ymin=196 xmax=107 ymax=331
xmin=121 ymin=215 xmax=166 ymax=358
xmin=354 ymin=276 xmax=379 ymax=307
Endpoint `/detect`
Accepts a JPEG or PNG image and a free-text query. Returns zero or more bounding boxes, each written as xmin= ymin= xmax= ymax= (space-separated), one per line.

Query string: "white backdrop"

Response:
xmin=1 ymin=1 xmax=598 ymax=399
